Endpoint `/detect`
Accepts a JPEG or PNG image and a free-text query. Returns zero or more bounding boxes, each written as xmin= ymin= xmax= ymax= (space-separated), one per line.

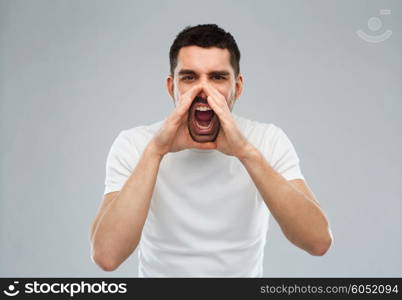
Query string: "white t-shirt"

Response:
xmin=103 ymin=113 xmax=305 ymax=277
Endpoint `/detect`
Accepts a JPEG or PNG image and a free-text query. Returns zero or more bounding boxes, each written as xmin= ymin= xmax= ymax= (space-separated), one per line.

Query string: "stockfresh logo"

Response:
xmin=2 ymin=280 xmax=127 ymax=297
xmin=356 ymin=9 xmax=392 ymax=43
xmin=3 ymin=281 xmax=20 ymax=297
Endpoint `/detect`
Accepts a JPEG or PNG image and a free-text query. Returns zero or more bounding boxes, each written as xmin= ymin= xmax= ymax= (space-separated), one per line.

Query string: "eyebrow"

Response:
xmin=177 ymin=69 xmax=231 ymax=77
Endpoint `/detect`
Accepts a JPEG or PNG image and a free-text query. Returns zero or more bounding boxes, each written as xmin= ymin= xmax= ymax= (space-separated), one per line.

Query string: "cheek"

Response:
xmin=229 ymin=92 xmax=238 ymax=109
xmin=216 ymin=86 xmax=230 ymax=99
xmin=227 ymin=99 xmax=234 ymax=110
xmin=173 ymin=82 xmax=185 ymax=100
xmin=217 ymin=87 xmax=235 ymax=105
xmin=176 ymin=82 xmax=191 ymax=95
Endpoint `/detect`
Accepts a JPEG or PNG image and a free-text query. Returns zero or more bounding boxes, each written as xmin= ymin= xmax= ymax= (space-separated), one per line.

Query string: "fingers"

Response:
xmin=206 ymin=95 xmax=224 ymax=117
xmin=202 ymin=82 xmax=229 ymax=110
xmin=175 ymin=83 xmax=203 ymax=118
xmin=202 ymin=83 xmax=233 ymax=127
xmin=166 ymin=84 xmax=201 ymax=126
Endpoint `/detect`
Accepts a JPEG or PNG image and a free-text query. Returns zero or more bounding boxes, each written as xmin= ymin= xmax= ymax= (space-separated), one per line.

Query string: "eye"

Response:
xmin=212 ymin=75 xmax=226 ymax=80
xmin=181 ymin=76 xmax=195 ymax=81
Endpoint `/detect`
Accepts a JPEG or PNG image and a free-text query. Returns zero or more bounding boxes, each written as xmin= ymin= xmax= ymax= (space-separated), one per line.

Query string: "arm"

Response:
xmin=202 ymin=81 xmax=332 ymax=256
xmin=90 ymin=142 xmax=163 ymax=271
xmin=91 ymin=83 xmax=214 ymax=271
xmin=238 ymin=145 xmax=333 ymax=256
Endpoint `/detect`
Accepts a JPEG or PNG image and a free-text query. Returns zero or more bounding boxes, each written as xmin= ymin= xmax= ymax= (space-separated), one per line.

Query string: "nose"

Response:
xmin=198 ymin=92 xmax=207 ymax=99
xmin=197 ymin=82 xmax=207 ymax=99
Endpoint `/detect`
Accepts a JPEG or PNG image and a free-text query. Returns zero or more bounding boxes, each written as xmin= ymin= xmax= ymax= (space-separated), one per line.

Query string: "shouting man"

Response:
xmin=90 ymin=24 xmax=333 ymax=277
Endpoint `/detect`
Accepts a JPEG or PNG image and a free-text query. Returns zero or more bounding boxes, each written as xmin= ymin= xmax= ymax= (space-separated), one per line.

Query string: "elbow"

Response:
xmin=98 ymin=260 xmax=119 ymax=272
xmin=309 ymin=230 xmax=333 ymax=256
xmin=91 ymin=250 xmax=119 ymax=272
xmin=310 ymin=243 xmax=330 ymax=256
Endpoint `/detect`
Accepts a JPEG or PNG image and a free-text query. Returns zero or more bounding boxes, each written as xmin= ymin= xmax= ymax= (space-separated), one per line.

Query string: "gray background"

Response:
xmin=0 ymin=0 xmax=401 ymax=277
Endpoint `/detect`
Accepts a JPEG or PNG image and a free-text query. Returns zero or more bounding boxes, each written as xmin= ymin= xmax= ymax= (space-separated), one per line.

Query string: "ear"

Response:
xmin=166 ymin=75 xmax=174 ymax=99
xmin=235 ymin=73 xmax=244 ymax=100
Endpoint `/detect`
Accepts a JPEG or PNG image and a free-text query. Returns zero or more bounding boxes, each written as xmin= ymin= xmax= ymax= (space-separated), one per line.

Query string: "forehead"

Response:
xmin=176 ymin=46 xmax=233 ymax=74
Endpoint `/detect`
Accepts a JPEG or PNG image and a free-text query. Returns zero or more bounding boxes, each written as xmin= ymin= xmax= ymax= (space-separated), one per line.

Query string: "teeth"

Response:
xmin=195 ymin=119 xmax=213 ymax=130
xmin=195 ymin=106 xmax=212 ymax=111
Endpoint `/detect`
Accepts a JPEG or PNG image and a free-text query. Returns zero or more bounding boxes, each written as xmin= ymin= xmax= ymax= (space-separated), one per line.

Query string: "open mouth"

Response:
xmin=188 ymin=96 xmax=220 ymax=143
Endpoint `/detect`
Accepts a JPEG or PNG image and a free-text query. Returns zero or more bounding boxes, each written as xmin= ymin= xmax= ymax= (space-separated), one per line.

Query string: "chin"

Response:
xmin=188 ymin=118 xmax=220 ymax=143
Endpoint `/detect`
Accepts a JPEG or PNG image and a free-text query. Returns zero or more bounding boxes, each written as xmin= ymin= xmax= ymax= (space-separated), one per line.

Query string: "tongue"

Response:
xmin=195 ymin=110 xmax=213 ymax=122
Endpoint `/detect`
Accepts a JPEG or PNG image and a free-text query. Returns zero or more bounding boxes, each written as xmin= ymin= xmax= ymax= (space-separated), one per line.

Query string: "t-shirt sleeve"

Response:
xmin=270 ymin=127 xmax=305 ymax=181
xmin=103 ymin=130 xmax=140 ymax=195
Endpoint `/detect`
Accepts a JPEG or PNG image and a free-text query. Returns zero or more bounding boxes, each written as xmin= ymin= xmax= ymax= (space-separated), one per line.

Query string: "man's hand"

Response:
xmin=149 ymin=84 xmax=217 ymax=157
xmin=203 ymin=82 xmax=254 ymax=159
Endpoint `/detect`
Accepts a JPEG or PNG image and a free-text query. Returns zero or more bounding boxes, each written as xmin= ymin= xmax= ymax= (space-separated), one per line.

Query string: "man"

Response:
xmin=90 ymin=24 xmax=333 ymax=277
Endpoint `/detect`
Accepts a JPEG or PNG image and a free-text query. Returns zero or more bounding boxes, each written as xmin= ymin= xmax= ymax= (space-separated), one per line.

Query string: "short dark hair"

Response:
xmin=169 ymin=24 xmax=241 ymax=77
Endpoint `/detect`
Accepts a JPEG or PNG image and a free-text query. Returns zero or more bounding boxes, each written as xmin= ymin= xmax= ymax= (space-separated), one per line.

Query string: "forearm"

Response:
xmin=239 ymin=145 xmax=331 ymax=255
xmin=91 ymin=142 xmax=163 ymax=268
